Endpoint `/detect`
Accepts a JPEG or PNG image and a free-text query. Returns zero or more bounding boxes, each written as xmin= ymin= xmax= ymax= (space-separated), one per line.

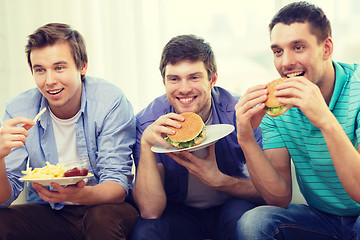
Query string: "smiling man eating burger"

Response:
xmin=131 ymin=34 xmax=263 ymax=240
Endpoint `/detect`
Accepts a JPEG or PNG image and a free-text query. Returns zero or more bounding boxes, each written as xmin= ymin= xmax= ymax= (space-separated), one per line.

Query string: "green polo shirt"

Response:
xmin=261 ymin=61 xmax=360 ymax=216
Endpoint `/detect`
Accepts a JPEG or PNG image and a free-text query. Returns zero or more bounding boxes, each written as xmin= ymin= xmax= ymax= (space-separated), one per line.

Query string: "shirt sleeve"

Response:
xmin=1 ymin=109 xmax=29 ymax=208
xmin=260 ymin=115 xmax=286 ymax=150
xmin=94 ymin=93 xmax=136 ymax=194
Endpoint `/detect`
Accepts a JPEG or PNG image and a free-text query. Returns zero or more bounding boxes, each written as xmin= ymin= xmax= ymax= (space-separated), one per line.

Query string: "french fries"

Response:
xmin=22 ymin=161 xmax=66 ymax=179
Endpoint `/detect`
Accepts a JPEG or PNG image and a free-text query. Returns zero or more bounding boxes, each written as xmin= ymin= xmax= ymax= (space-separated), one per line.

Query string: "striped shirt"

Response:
xmin=261 ymin=61 xmax=360 ymax=216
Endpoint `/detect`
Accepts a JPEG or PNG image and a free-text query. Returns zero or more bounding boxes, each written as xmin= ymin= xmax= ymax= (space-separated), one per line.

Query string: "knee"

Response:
xmin=236 ymin=206 xmax=279 ymax=239
xmin=83 ymin=203 xmax=139 ymax=237
xmin=130 ymin=217 xmax=169 ymax=240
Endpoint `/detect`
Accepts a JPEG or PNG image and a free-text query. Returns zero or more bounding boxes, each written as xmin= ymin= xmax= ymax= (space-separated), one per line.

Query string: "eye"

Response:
xmin=55 ymin=66 xmax=64 ymax=71
xmin=273 ymin=49 xmax=283 ymax=57
xmin=35 ymin=68 xmax=44 ymax=73
xmin=166 ymin=76 xmax=179 ymax=82
xmin=189 ymin=74 xmax=202 ymax=81
xmin=294 ymin=45 xmax=304 ymax=51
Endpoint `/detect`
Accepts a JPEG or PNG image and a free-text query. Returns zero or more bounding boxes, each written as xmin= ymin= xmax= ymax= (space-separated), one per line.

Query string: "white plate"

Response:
xmin=151 ymin=124 xmax=235 ymax=153
xmin=19 ymin=174 xmax=93 ymax=186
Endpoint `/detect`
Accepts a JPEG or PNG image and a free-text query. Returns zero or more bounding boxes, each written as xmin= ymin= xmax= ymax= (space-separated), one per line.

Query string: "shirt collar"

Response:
xmin=329 ymin=61 xmax=347 ymax=110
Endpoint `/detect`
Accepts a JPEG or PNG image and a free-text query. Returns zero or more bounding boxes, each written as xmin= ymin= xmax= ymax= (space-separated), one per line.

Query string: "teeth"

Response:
xmin=287 ymin=72 xmax=304 ymax=77
xmin=49 ymin=89 xmax=62 ymax=94
xmin=179 ymin=97 xmax=193 ymax=103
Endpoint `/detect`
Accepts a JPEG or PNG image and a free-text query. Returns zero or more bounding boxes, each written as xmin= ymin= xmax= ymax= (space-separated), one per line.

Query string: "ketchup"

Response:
xmin=64 ymin=167 xmax=88 ymax=177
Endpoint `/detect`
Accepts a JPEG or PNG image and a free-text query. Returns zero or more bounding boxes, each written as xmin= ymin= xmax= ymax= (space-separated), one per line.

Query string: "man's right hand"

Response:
xmin=0 ymin=117 xmax=35 ymax=159
xmin=235 ymin=84 xmax=267 ymax=144
xmin=140 ymin=113 xmax=184 ymax=148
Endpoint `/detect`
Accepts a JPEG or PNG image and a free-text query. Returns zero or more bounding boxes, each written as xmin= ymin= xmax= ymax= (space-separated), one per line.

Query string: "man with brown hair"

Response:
xmin=0 ymin=23 xmax=138 ymax=240
xmin=235 ymin=2 xmax=360 ymax=239
xmin=130 ymin=34 xmax=263 ymax=240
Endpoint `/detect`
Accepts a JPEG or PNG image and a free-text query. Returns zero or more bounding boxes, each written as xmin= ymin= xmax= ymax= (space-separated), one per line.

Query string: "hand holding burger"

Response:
xmin=264 ymin=78 xmax=292 ymax=117
xmin=165 ymin=112 xmax=206 ymax=149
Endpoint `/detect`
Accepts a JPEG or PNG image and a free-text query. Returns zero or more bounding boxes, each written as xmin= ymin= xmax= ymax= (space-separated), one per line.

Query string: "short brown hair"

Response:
xmin=25 ymin=23 xmax=88 ymax=80
xmin=159 ymin=34 xmax=217 ymax=80
xmin=269 ymin=1 xmax=331 ymax=43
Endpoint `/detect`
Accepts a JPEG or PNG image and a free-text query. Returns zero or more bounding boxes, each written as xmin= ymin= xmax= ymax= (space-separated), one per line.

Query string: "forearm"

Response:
xmin=211 ymin=172 xmax=264 ymax=204
xmin=320 ymin=114 xmax=360 ymax=202
xmin=73 ymin=181 xmax=126 ymax=205
xmin=238 ymin=137 xmax=292 ymax=207
xmin=0 ymin=158 xmax=12 ymax=204
xmin=132 ymin=145 xmax=166 ymax=219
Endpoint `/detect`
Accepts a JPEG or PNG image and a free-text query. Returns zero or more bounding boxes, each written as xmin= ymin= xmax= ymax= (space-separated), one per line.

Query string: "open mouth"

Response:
xmin=48 ymin=89 xmax=63 ymax=95
xmin=178 ymin=96 xmax=196 ymax=103
xmin=286 ymin=71 xmax=305 ymax=78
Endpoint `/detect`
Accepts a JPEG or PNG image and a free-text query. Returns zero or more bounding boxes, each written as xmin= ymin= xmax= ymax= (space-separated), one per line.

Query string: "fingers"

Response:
xmin=33 ymin=182 xmax=84 ymax=203
xmin=207 ymin=144 xmax=215 ymax=157
xmin=275 ymin=77 xmax=321 ymax=107
xmin=166 ymin=151 xmax=192 ymax=169
xmin=3 ymin=117 xmax=36 ymax=129
xmin=0 ymin=117 xmax=36 ymax=137
xmin=236 ymin=85 xmax=267 ymax=113
xmin=0 ymin=119 xmax=35 ymax=158
xmin=235 ymin=85 xmax=268 ymax=124
xmin=142 ymin=113 xmax=185 ymax=147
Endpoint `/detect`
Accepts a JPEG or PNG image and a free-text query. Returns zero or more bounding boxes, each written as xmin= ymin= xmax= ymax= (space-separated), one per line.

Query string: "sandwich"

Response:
xmin=264 ymin=78 xmax=292 ymax=117
xmin=165 ymin=112 xmax=206 ymax=149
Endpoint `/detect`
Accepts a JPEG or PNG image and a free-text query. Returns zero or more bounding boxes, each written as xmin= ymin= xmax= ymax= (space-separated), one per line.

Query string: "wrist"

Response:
xmin=140 ymin=138 xmax=152 ymax=149
xmin=209 ymin=171 xmax=227 ymax=189
xmin=237 ymin=134 xmax=257 ymax=149
xmin=318 ymin=113 xmax=338 ymax=133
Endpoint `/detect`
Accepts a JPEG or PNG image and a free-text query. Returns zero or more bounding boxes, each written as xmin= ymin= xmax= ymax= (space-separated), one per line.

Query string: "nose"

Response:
xmin=281 ymin=50 xmax=295 ymax=69
xmin=45 ymin=71 xmax=57 ymax=85
xmin=179 ymin=80 xmax=192 ymax=93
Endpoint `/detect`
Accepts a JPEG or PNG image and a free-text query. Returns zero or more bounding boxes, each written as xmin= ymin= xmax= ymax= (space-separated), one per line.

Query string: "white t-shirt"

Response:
xmin=49 ymin=109 xmax=81 ymax=167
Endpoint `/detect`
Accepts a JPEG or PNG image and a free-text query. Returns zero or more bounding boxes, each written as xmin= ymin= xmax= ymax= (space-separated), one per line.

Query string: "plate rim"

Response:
xmin=19 ymin=173 xmax=93 ymax=186
xmin=151 ymin=123 xmax=235 ymax=153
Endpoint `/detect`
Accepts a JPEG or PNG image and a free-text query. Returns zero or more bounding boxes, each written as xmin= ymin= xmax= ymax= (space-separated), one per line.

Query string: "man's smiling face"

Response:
xmin=164 ymin=60 xmax=216 ymax=121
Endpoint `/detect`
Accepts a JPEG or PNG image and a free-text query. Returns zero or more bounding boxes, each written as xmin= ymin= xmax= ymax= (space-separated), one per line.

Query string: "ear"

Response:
xmin=210 ymin=73 xmax=218 ymax=88
xmin=80 ymin=62 xmax=88 ymax=75
xmin=323 ymin=37 xmax=333 ymax=61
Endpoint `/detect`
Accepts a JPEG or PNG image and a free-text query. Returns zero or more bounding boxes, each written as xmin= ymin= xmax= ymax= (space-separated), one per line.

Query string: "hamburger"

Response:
xmin=264 ymin=78 xmax=292 ymax=117
xmin=165 ymin=112 xmax=206 ymax=149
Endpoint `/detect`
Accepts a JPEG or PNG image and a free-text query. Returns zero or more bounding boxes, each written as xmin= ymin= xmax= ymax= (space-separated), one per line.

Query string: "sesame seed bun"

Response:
xmin=264 ymin=78 xmax=292 ymax=117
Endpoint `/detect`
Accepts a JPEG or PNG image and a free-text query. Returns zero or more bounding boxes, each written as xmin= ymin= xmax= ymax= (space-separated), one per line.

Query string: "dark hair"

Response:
xmin=25 ymin=23 xmax=88 ymax=80
xmin=269 ymin=1 xmax=331 ymax=43
xmin=159 ymin=34 xmax=217 ymax=80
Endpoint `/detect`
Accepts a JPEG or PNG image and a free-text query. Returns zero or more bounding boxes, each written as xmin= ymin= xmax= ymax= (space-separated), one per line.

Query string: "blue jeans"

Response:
xmin=236 ymin=204 xmax=360 ymax=240
xmin=130 ymin=198 xmax=258 ymax=240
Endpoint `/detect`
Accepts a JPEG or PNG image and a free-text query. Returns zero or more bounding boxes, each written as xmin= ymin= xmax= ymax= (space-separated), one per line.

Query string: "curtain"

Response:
xmin=1 ymin=0 xmax=359 ymax=115
xmin=0 ymin=0 xmax=166 ymax=115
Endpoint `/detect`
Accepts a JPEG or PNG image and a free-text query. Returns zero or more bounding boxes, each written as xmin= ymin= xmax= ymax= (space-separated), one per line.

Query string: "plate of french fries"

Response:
xmin=20 ymin=161 xmax=93 ymax=186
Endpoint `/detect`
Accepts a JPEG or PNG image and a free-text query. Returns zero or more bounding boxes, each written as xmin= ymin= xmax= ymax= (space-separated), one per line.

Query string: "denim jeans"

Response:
xmin=130 ymin=198 xmax=258 ymax=240
xmin=236 ymin=204 xmax=360 ymax=240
